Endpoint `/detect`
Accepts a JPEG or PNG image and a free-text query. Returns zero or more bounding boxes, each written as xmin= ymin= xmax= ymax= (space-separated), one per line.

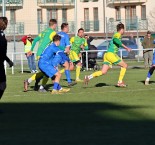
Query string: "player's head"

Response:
xmin=78 ymin=28 xmax=84 ymax=38
xmin=49 ymin=19 xmax=57 ymax=30
xmin=0 ymin=17 xmax=8 ymax=30
xmin=27 ymin=34 xmax=32 ymax=40
xmin=84 ymin=34 xmax=88 ymax=39
xmin=61 ymin=23 xmax=69 ymax=33
xmin=53 ymin=34 xmax=61 ymax=46
xmin=147 ymin=31 xmax=151 ymax=38
xmin=117 ymin=23 xmax=124 ymax=34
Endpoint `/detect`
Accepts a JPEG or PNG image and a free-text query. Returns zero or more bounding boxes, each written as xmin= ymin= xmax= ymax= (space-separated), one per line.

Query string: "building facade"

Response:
xmin=0 ymin=0 xmax=154 ymax=37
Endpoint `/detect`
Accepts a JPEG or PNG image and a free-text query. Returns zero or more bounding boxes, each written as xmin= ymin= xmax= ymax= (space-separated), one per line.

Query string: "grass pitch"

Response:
xmin=1 ymin=65 xmax=155 ymax=145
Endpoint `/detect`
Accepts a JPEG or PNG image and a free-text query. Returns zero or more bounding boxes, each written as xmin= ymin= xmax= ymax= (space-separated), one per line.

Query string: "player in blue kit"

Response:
xmin=57 ymin=23 xmax=76 ymax=86
xmin=145 ymin=52 xmax=155 ymax=85
xmin=38 ymin=34 xmax=70 ymax=94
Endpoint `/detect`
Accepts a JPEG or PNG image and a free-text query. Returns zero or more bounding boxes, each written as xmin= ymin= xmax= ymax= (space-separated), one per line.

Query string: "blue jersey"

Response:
xmin=153 ymin=52 xmax=155 ymax=65
xmin=40 ymin=43 xmax=62 ymax=63
xmin=58 ymin=31 xmax=70 ymax=50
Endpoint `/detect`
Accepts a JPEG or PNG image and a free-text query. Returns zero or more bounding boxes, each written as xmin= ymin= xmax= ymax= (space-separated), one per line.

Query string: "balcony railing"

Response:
xmin=0 ymin=0 xmax=23 ymax=7
xmin=81 ymin=21 xmax=99 ymax=32
xmin=5 ymin=22 xmax=24 ymax=35
xmin=106 ymin=0 xmax=147 ymax=6
xmin=38 ymin=21 xmax=75 ymax=33
xmin=107 ymin=18 xmax=148 ymax=32
xmin=37 ymin=0 xmax=74 ymax=7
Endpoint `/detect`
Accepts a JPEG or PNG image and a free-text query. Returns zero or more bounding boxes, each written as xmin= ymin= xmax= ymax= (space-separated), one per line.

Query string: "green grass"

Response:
xmin=1 ymin=66 xmax=155 ymax=145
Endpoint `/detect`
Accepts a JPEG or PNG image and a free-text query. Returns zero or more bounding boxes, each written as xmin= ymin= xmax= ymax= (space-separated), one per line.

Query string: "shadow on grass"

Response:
xmin=138 ymin=80 xmax=155 ymax=85
xmin=0 ymin=102 xmax=155 ymax=145
xmin=95 ymin=83 xmax=111 ymax=87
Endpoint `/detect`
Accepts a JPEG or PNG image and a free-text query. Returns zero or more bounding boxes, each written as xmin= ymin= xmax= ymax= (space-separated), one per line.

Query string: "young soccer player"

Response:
xmin=69 ymin=28 xmax=88 ymax=82
xmin=24 ymin=19 xmax=57 ymax=92
xmin=84 ymin=23 xmax=131 ymax=87
xmin=145 ymin=52 xmax=155 ymax=85
xmin=38 ymin=34 xmax=70 ymax=94
xmin=57 ymin=23 xmax=77 ymax=86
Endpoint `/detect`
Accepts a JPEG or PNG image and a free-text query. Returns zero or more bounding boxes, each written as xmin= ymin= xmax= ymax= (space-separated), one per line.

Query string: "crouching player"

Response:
xmin=145 ymin=52 xmax=155 ymax=85
xmin=38 ymin=34 xmax=70 ymax=94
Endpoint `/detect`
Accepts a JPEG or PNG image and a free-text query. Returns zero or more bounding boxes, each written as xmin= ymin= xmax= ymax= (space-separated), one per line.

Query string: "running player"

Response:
xmin=24 ymin=19 xmax=57 ymax=92
xmin=145 ymin=52 xmax=155 ymax=85
xmin=84 ymin=23 xmax=131 ymax=87
xmin=57 ymin=23 xmax=76 ymax=86
xmin=69 ymin=28 xmax=88 ymax=82
xmin=38 ymin=34 xmax=70 ymax=94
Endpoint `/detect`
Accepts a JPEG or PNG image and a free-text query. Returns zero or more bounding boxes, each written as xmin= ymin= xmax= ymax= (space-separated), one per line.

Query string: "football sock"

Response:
xmin=53 ymin=82 xmax=59 ymax=90
xmin=30 ymin=72 xmax=44 ymax=81
xmin=42 ymin=76 xmax=49 ymax=86
xmin=60 ymin=69 xmax=65 ymax=74
xmin=65 ymin=70 xmax=72 ymax=83
xmin=57 ymin=84 xmax=62 ymax=90
xmin=76 ymin=66 xmax=81 ymax=80
xmin=147 ymin=66 xmax=155 ymax=79
xmin=118 ymin=67 xmax=126 ymax=83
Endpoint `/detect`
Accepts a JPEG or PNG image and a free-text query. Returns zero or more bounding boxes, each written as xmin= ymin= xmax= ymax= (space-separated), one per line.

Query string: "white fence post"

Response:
xmin=86 ymin=51 xmax=88 ymax=71
xmin=4 ymin=61 xmax=7 ymax=74
xmin=120 ymin=50 xmax=123 ymax=59
xmin=21 ymin=53 xmax=23 ymax=74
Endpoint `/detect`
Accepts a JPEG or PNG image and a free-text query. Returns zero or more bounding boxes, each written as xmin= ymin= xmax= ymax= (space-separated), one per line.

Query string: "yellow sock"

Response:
xmin=30 ymin=72 xmax=44 ymax=81
xmin=42 ymin=76 xmax=49 ymax=86
xmin=92 ymin=71 xmax=103 ymax=78
xmin=76 ymin=66 xmax=81 ymax=80
xmin=60 ymin=69 xmax=65 ymax=74
xmin=118 ymin=67 xmax=126 ymax=82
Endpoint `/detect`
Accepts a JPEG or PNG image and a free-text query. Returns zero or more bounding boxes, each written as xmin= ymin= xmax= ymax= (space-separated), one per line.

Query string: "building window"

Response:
xmin=93 ymin=7 xmax=99 ymax=31
xmin=141 ymin=5 xmax=146 ymax=20
xmin=47 ymin=8 xmax=57 ymax=21
xmin=84 ymin=8 xmax=89 ymax=31
xmin=115 ymin=7 xmax=121 ymax=21
xmin=37 ymin=9 xmax=42 ymax=23
xmin=62 ymin=8 xmax=67 ymax=22
xmin=10 ymin=9 xmax=16 ymax=23
xmin=125 ymin=6 xmax=136 ymax=20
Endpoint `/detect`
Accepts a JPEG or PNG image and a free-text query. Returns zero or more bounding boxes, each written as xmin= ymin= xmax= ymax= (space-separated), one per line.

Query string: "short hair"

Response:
xmin=117 ymin=23 xmax=124 ymax=31
xmin=49 ymin=19 xmax=57 ymax=26
xmin=61 ymin=23 xmax=68 ymax=30
xmin=147 ymin=31 xmax=151 ymax=34
xmin=53 ymin=34 xmax=61 ymax=42
xmin=78 ymin=28 xmax=84 ymax=33
xmin=0 ymin=17 xmax=8 ymax=30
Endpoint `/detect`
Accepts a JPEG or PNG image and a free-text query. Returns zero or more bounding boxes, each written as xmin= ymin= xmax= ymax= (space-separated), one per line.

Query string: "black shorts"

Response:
xmin=0 ymin=64 xmax=6 ymax=82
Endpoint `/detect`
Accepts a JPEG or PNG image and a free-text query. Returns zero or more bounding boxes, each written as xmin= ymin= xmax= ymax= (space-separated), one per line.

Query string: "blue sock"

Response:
xmin=53 ymin=82 xmax=59 ymax=90
xmin=65 ymin=70 xmax=72 ymax=83
xmin=57 ymin=84 xmax=62 ymax=90
xmin=147 ymin=67 xmax=155 ymax=78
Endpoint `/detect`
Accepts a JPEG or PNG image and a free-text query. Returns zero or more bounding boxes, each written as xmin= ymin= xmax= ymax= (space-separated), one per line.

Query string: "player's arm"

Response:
xmin=70 ymin=37 xmax=74 ymax=45
xmin=84 ymin=39 xmax=88 ymax=50
xmin=64 ymin=35 xmax=71 ymax=54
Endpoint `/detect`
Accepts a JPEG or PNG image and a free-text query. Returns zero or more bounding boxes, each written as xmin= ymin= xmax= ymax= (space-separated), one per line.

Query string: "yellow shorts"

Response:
xmin=69 ymin=50 xmax=80 ymax=63
xmin=103 ymin=52 xmax=121 ymax=66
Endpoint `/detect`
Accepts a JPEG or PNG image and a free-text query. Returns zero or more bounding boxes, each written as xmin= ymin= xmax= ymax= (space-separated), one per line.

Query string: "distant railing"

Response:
xmin=38 ymin=21 xmax=75 ymax=33
xmin=5 ymin=22 xmax=24 ymax=35
xmin=81 ymin=20 xmax=99 ymax=32
xmin=0 ymin=0 xmax=23 ymax=4
xmin=106 ymin=0 xmax=146 ymax=4
xmin=37 ymin=0 xmax=74 ymax=4
xmin=107 ymin=18 xmax=148 ymax=32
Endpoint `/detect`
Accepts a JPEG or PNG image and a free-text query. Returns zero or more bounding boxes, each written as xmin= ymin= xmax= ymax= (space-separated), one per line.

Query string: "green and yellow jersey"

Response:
xmin=70 ymin=36 xmax=88 ymax=55
xmin=107 ymin=32 xmax=123 ymax=54
xmin=31 ymin=27 xmax=56 ymax=57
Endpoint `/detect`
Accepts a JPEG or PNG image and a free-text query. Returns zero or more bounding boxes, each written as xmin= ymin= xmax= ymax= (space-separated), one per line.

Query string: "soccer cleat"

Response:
xmin=68 ymin=81 xmax=77 ymax=87
xmin=116 ymin=82 xmax=127 ymax=87
xmin=24 ymin=79 xmax=29 ymax=92
xmin=84 ymin=76 xmax=89 ymax=86
xmin=51 ymin=90 xmax=62 ymax=95
xmin=38 ymin=88 xmax=47 ymax=93
xmin=59 ymin=88 xmax=70 ymax=93
xmin=75 ymin=79 xmax=83 ymax=82
xmin=31 ymin=70 xmax=36 ymax=73
xmin=35 ymin=70 xmax=38 ymax=73
xmin=145 ymin=80 xmax=149 ymax=85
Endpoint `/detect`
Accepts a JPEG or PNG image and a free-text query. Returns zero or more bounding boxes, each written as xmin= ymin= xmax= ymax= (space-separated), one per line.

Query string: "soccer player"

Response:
xmin=38 ymin=34 xmax=70 ymax=94
xmin=69 ymin=28 xmax=88 ymax=82
xmin=84 ymin=23 xmax=131 ymax=87
xmin=57 ymin=23 xmax=76 ymax=86
xmin=24 ymin=19 xmax=57 ymax=92
xmin=145 ymin=52 xmax=155 ymax=85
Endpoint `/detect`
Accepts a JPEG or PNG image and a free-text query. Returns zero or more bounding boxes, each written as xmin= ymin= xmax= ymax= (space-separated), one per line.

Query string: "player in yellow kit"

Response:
xmin=84 ymin=23 xmax=131 ymax=87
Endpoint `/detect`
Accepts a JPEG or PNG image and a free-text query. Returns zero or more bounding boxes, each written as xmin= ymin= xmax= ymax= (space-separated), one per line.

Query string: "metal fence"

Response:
xmin=5 ymin=48 xmax=155 ymax=74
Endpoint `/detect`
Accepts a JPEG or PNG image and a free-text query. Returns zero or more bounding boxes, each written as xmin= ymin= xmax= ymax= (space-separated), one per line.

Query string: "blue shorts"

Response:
xmin=152 ymin=52 xmax=155 ymax=65
xmin=38 ymin=61 xmax=58 ymax=78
